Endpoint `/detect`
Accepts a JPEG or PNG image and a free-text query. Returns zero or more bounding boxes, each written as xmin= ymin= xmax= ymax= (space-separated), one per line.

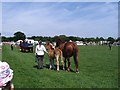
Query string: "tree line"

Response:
xmin=1 ymin=31 xmax=120 ymax=44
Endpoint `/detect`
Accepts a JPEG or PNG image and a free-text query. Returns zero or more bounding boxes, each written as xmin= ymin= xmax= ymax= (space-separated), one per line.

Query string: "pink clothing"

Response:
xmin=0 ymin=61 xmax=13 ymax=87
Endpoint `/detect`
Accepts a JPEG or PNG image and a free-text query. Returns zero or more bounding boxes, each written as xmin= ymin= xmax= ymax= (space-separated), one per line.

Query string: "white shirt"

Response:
xmin=35 ymin=45 xmax=47 ymax=56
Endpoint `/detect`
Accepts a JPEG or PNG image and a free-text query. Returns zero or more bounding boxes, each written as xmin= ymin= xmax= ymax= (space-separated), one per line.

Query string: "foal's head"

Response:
xmin=45 ymin=42 xmax=54 ymax=51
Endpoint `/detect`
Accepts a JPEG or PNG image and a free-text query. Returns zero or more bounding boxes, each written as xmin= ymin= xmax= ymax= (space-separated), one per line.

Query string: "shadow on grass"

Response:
xmin=33 ymin=64 xmax=75 ymax=73
xmin=33 ymin=64 xmax=50 ymax=69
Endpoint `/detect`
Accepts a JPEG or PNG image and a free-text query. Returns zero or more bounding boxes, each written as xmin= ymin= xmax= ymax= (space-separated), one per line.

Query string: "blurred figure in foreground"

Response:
xmin=0 ymin=61 xmax=14 ymax=90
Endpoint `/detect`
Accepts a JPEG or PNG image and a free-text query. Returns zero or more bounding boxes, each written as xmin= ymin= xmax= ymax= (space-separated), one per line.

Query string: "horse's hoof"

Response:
xmin=49 ymin=68 xmax=52 ymax=70
xmin=67 ymin=69 xmax=70 ymax=72
xmin=76 ymin=71 xmax=79 ymax=73
xmin=67 ymin=70 xmax=70 ymax=72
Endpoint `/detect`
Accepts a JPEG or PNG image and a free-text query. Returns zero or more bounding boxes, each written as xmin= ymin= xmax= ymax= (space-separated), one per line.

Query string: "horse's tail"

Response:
xmin=72 ymin=43 xmax=79 ymax=72
xmin=73 ymin=42 xmax=78 ymax=52
xmin=72 ymin=43 xmax=78 ymax=60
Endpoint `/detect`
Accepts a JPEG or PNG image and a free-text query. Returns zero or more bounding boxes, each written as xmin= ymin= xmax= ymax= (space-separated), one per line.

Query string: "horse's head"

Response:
xmin=45 ymin=42 xmax=54 ymax=51
xmin=45 ymin=42 xmax=55 ymax=58
xmin=55 ymin=36 xmax=65 ymax=47
xmin=45 ymin=42 xmax=50 ymax=51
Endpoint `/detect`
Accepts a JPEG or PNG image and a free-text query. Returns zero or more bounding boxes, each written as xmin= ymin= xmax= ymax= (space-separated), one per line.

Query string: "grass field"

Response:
xmin=2 ymin=45 xmax=118 ymax=88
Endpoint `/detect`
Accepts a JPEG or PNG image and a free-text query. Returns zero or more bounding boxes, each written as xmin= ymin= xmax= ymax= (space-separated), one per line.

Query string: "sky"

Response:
xmin=1 ymin=1 xmax=118 ymax=38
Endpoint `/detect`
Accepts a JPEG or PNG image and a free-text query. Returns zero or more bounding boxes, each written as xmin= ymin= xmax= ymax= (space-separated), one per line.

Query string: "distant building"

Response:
xmin=76 ymin=41 xmax=84 ymax=45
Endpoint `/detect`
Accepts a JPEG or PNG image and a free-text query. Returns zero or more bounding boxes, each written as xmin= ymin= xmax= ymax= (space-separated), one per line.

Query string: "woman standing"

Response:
xmin=35 ymin=40 xmax=48 ymax=69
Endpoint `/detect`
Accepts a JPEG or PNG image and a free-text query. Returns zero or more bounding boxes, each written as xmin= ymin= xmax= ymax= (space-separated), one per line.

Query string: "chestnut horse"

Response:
xmin=55 ymin=37 xmax=79 ymax=73
xmin=45 ymin=42 xmax=64 ymax=71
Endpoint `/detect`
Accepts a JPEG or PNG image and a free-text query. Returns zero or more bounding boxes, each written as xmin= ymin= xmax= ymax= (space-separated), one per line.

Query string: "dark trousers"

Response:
xmin=11 ymin=45 xmax=13 ymax=50
xmin=36 ymin=55 xmax=44 ymax=69
xmin=49 ymin=58 xmax=55 ymax=69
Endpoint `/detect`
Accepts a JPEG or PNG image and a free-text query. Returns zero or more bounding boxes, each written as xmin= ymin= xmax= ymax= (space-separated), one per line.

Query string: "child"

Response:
xmin=0 ymin=61 xmax=14 ymax=90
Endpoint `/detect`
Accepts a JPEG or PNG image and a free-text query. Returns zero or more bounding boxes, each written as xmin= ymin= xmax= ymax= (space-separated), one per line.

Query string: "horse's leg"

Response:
xmin=61 ymin=57 xmax=64 ymax=70
xmin=64 ymin=58 xmax=67 ymax=71
xmin=74 ymin=55 xmax=79 ymax=73
xmin=56 ymin=55 xmax=59 ymax=71
xmin=60 ymin=51 xmax=64 ymax=70
xmin=10 ymin=83 xmax=14 ymax=90
xmin=67 ymin=58 xmax=70 ymax=72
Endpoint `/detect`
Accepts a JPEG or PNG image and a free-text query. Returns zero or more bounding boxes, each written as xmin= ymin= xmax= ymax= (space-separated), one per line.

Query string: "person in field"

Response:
xmin=0 ymin=61 xmax=14 ymax=90
xmin=35 ymin=40 xmax=48 ymax=69
xmin=10 ymin=44 xmax=13 ymax=51
xmin=108 ymin=43 xmax=112 ymax=50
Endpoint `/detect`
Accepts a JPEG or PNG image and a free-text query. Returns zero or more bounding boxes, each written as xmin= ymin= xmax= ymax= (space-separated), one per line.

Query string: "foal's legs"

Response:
xmin=64 ymin=58 xmax=67 ymax=71
xmin=60 ymin=51 xmax=64 ymax=70
xmin=60 ymin=57 xmax=64 ymax=70
xmin=67 ymin=58 xmax=70 ymax=72
xmin=56 ymin=55 xmax=59 ymax=71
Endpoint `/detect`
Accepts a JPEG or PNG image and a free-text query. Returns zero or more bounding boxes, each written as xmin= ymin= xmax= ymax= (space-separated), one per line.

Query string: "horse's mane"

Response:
xmin=46 ymin=42 xmax=54 ymax=50
xmin=49 ymin=43 xmax=54 ymax=50
xmin=55 ymin=36 xmax=64 ymax=42
xmin=55 ymin=36 xmax=65 ymax=47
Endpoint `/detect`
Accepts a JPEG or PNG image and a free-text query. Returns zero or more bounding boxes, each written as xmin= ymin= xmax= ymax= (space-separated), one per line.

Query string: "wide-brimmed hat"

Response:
xmin=0 ymin=61 xmax=13 ymax=87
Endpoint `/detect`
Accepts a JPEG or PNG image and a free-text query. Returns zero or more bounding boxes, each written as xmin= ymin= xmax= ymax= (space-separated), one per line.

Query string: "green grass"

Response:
xmin=2 ymin=45 xmax=118 ymax=88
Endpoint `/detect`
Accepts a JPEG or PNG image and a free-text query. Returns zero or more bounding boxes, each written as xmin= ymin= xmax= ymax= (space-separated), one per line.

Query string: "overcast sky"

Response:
xmin=1 ymin=1 xmax=118 ymax=38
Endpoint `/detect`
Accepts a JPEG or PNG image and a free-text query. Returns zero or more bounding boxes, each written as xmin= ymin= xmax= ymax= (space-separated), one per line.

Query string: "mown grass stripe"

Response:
xmin=2 ymin=45 xmax=118 ymax=88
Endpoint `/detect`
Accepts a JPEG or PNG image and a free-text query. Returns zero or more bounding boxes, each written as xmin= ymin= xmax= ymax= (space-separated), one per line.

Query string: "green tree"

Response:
xmin=80 ymin=38 xmax=85 ymax=42
xmin=2 ymin=36 xmax=9 ymax=42
xmin=84 ymin=38 xmax=91 ymax=43
xmin=13 ymin=31 xmax=26 ymax=41
xmin=59 ymin=35 xmax=66 ymax=41
xmin=100 ymin=37 xmax=104 ymax=41
xmin=107 ymin=37 xmax=115 ymax=44
xmin=116 ymin=37 xmax=120 ymax=42
xmin=90 ymin=37 xmax=95 ymax=42
xmin=95 ymin=37 xmax=100 ymax=44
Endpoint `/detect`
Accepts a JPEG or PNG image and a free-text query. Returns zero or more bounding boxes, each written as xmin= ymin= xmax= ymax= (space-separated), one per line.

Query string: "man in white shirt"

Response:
xmin=35 ymin=40 xmax=48 ymax=69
